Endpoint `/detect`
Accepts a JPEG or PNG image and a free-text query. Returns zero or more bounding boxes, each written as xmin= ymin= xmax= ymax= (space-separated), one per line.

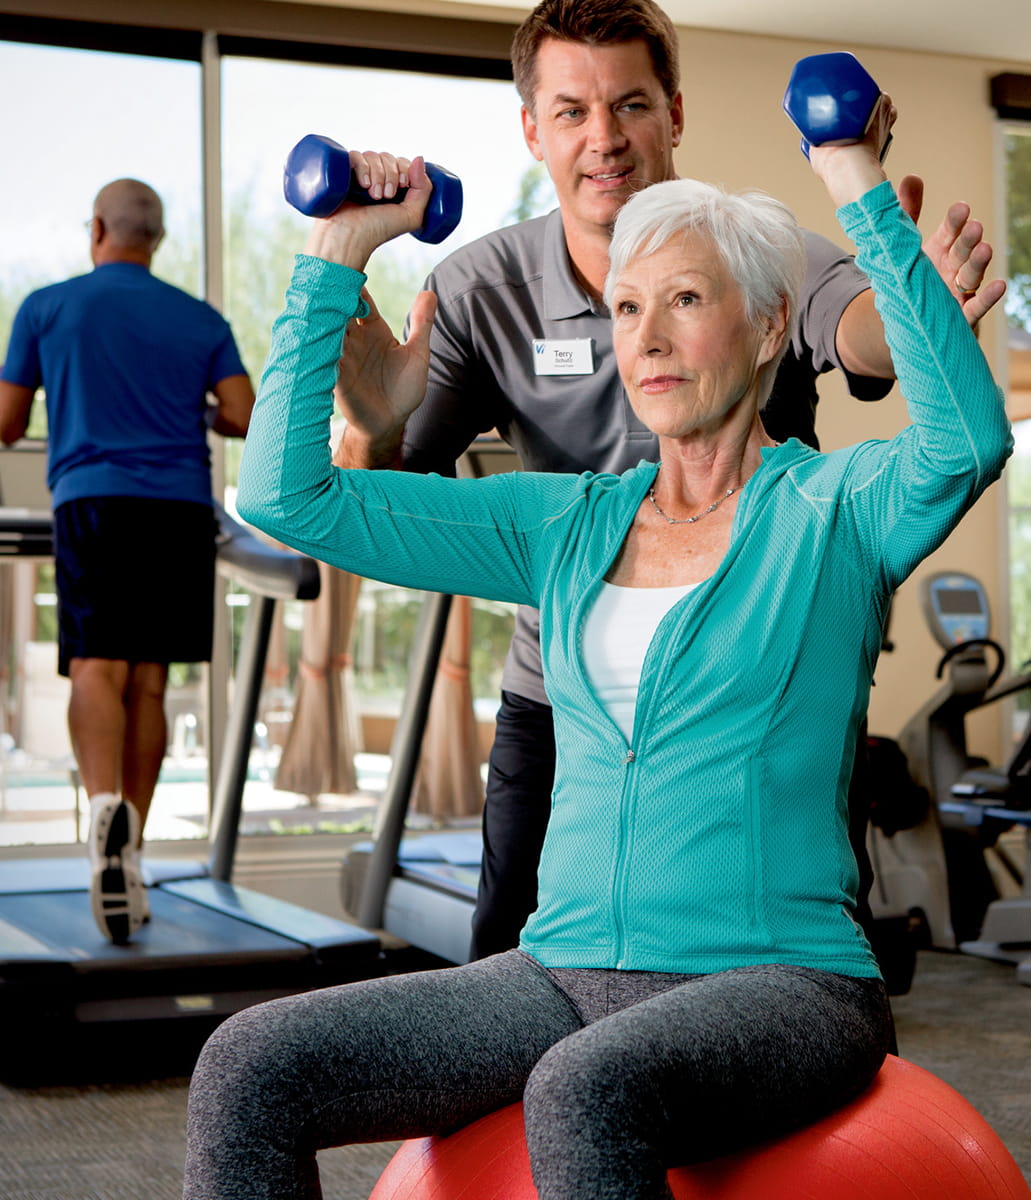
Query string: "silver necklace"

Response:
xmin=646 ymin=483 xmax=742 ymax=526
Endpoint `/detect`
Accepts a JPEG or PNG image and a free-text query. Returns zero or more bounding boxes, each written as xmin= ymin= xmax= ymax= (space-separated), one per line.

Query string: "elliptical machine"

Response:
xmin=868 ymin=571 xmax=1031 ymax=958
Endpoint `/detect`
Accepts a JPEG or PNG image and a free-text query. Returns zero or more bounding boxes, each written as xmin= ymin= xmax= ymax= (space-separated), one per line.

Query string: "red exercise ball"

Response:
xmin=368 ymin=1055 xmax=1030 ymax=1200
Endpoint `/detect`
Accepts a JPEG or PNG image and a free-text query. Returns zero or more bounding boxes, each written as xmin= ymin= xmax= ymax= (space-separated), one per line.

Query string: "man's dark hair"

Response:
xmin=511 ymin=0 xmax=680 ymax=114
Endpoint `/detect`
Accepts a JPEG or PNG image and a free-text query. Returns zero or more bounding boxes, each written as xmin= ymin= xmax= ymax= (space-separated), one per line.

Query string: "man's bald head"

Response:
xmin=91 ymin=179 xmax=165 ymax=263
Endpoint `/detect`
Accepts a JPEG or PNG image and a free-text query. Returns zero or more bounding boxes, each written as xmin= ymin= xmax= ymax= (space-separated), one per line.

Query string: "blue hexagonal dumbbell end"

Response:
xmin=783 ymin=52 xmax=882 ymax=160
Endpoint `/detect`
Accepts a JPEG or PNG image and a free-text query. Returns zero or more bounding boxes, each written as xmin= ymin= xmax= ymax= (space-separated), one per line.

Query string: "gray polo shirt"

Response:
xmin=404 ymin=208 xmax=889 ymax=704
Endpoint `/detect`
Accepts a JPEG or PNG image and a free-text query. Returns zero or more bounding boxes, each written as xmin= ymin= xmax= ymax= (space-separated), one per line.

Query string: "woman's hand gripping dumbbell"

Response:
xmin=283 ymin=134 xmax=463 ymax=245
xmin=784 ymin=52 xmax=1004 ymax=329
xmin=782 ymin=52 xmax=893 ymax=162
xmin=282 ymin=136 xmax=443 ymax=468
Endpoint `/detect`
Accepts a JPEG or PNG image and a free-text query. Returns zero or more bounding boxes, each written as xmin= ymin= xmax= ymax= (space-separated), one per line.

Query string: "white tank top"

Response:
xmin=582 ymin=580 xmax=700 ymax=741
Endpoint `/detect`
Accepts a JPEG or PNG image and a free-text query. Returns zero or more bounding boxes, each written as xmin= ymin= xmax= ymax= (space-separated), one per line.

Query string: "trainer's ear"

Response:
xmin=669 ymin=90 xmax=684 ymax=149
xmin=521 ymin=105 xmax=545 ymax=164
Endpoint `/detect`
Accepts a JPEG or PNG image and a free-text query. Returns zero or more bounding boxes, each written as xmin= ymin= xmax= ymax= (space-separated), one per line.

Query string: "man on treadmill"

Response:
xmin=0 ymin=178 xmax=254 ymax=944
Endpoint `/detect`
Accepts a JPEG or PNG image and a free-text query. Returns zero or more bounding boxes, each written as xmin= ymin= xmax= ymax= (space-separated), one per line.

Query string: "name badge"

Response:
xmin=531 ymin=338 xmax=594 ymax=376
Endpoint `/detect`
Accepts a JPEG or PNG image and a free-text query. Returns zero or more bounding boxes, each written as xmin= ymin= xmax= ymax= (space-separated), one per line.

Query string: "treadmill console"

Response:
xmin=921 ymin=572 xmax=991 ymax=649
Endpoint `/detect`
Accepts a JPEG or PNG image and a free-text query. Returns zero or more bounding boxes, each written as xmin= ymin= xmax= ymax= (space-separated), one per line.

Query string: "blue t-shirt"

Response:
xmin=1 ymin=263 xmax=246 ymax=507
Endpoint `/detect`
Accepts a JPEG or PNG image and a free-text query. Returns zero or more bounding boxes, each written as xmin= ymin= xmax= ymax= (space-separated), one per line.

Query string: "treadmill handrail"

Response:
xmin=207 ymin=506 xmax=320 ymax=880
xmin=215 ymin=503 xmax=321 ymax=602
xmin=356 ymin=591 xmax=453 ymax=929
xmin=354 ymin=440 xmax=517 ymax=931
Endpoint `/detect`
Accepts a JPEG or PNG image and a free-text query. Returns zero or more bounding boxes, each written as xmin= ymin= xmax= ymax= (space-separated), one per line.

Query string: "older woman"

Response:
xmin=184 ymin=98 xmax=1010 ymax=1200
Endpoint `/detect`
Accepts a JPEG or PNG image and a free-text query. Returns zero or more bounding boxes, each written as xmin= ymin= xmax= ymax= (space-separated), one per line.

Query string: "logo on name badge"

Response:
xmin=531 ymin=338 xmax=594 ymax=376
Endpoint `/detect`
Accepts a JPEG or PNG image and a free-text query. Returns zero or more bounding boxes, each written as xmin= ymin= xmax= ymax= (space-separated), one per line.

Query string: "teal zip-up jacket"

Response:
xmin=238 ymin=183 xmax=1011 ymax=978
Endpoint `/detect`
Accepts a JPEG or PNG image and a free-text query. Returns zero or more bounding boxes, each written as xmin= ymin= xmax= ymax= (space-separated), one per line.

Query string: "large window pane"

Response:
xmin=0 ymin=41 xmax=202 ymax=351
xmin=0 ymin=40 xmax=203 ymax=847
xmin=220 ymin=55 xmax=554 ymax=420
xmin=1007 ymin=127 xmax=1031 ymax=681
xmin=0 ymin=41 xmax=541 ymax=849
xmin=220 ymin=58 xmax=541 ymax=732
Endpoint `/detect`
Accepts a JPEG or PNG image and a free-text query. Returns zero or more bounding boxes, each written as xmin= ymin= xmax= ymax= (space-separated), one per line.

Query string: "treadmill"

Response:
xmin=0 ymin=504 xmax=380 ymax=1083
xmin=343 ymin=440 xmax=519 ymax=966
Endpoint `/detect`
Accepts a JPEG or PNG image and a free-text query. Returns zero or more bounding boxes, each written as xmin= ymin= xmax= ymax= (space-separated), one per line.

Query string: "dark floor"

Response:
xmin=1 ymin=948 xmax=1029 ymax=1199
xmin=891 ymin=948 xmax=1031 ymax=1183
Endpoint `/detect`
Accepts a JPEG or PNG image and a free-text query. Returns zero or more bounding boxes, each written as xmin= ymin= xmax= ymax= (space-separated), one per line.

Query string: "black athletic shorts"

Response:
xmin=54 ymin=496 xmax=217 ymax=677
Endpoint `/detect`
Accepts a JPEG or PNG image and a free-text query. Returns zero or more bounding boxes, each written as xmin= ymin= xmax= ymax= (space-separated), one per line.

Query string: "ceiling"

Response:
xmin=464 ymin=0 xmax=1031 ymax=65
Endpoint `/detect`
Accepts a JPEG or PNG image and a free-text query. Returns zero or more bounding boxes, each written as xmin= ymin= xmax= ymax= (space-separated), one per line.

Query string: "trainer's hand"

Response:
xmin=333 ymin=287 xmax=438 ymax=469
xmin=900 ymin=175 xmax=1007 ymax=329
xmin=304 ymin=155 xmax=432 ymax=271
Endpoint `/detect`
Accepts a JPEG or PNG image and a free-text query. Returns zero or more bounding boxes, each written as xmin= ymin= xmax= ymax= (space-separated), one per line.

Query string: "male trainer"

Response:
xmin=0 ymin=178 xmax=254 ymax=944
xmin=333 ymin=0 xmax=1003 ymax=959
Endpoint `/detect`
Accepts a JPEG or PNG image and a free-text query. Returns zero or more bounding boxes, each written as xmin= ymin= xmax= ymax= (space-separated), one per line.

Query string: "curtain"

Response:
xmin=411 ymin=593 xmax=485 ymax=819
xmin=274 ymin=564 xmax=363 ymax=801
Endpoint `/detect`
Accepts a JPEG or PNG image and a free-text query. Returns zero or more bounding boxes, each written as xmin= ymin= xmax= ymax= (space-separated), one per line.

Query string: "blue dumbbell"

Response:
xmin=782 ymin=52 xmax=891 ymax=161
xmin=282 ymin=133 xmax=463 ymax=245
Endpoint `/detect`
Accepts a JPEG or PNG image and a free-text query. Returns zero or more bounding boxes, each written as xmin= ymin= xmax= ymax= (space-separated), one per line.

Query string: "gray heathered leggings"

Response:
xmin=183 ymin=950 xmax=890 ymax=1200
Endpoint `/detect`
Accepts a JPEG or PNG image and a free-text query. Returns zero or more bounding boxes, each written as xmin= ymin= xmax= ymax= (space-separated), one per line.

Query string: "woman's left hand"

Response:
xmin=303 ymin=154 xmax=433 ymax=272
xmin=808 ymin=94 xmax=896 ymax=208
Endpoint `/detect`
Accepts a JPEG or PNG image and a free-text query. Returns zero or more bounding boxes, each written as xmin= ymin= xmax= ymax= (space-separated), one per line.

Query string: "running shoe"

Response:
xmin=88 ymin=795 xmax=146 ymax=944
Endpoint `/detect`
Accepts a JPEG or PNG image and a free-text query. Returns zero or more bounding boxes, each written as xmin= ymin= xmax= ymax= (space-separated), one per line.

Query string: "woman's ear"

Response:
xmin=758 ymin=296 xmax=790 ymax=367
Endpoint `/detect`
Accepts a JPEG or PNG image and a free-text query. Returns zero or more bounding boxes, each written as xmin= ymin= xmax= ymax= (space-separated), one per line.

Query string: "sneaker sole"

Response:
xmin=90 ymin=801 xmax=146 ymax=945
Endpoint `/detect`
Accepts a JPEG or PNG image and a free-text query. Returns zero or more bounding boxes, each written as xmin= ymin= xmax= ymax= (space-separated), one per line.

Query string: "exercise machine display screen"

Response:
xmin=936 ymin=588 xmax=985 ymax=615
xmin=921 ymin=572 xmax=991 ymax=648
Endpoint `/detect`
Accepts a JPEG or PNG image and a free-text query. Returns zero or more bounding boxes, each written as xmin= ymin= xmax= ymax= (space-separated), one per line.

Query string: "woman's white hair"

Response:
xmin=604 ymin=178 xmax=806 ymax=339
